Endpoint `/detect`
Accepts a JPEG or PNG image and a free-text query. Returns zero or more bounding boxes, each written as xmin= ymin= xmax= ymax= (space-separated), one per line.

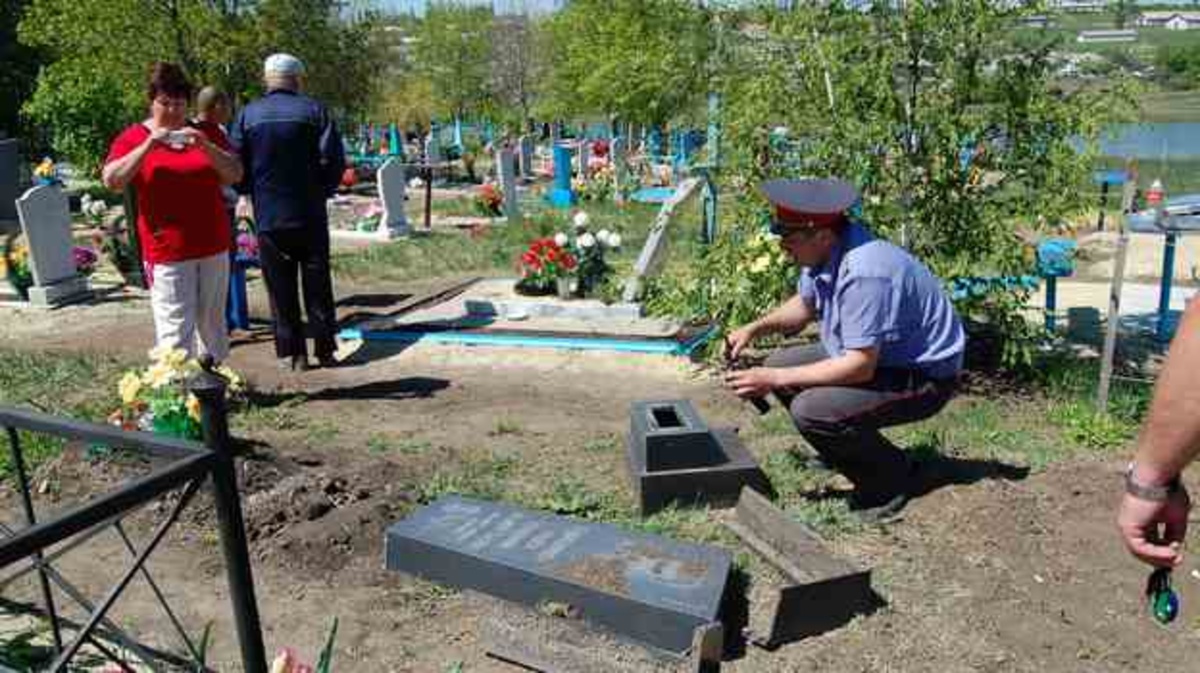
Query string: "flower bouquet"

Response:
xmin=515 ymin=237 xmax=577 ymax=296
xmin=84 ymin=196 xmax=141 ymax=287
xmin=2 ymin=235 xmax=32 ymax=301
xmin=32 ymin=157 xmax=58 ymax=186
xmin=235 ymin=219 xmax=260 ymax=265
xmin=351 ymin=203 xmax=383 ymax=233
xmin=109 ymin=346 xmax=245 ymax=441
xmin=550 ymin=211 xmax=621 ymax=297
xmin=72 ymin=246 xmax=98 ymax=277
xmin=475 ymin=182 xmax=504 ymax=217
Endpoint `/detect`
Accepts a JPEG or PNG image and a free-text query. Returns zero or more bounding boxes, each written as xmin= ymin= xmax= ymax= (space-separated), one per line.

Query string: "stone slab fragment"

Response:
xmin=376 ymin=157 xmax=409 ymax=238
xmin=479 ymin=593 xmax=721 ymax=673
xmin=724 ymin=488 xmax=878 ymax=648
xmin=385 ymin=496 xmax=732 ymax=655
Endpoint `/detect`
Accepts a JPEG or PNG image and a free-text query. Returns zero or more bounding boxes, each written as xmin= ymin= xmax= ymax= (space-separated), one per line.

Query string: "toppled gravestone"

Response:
xmin=724 ymin=487 xmax=880 ymax=648
xmin=385 ymin=496 xmax=731 ymax=657
xmin=627 ymin=400 xmax=770 ymax=515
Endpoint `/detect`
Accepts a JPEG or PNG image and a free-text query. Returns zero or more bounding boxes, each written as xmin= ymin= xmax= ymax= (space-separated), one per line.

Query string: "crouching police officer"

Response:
xmin=725 ymin=178 xmax=966 ymax=519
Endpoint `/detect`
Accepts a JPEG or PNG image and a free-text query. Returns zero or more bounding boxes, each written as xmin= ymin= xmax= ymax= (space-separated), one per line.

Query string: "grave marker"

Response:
xmin=0 ymin=139 xmax=18 ymax=232
xmin=627 ymin=399 xmax=770 ymax=514
xmin=578 ymin=141 xmax=591 ymax=178
xmin=548 ymin=144 xmax=575 ymax=208
xmin=14 ymin=185 xmax=91 ymax=306
xmin=375 ymin=158 xmax=409 ymax=238
xmin=518 ymin=135 xmax=534 ymax=179
xmin=621 ymin=178 xmax=702 ymax=302
xmin=612 ymin=137 xmax=627 ymax=205
xmin=385 ymin=495 xmax=732 ymax=655
xmin=497 ymin=148 xmax=519 ymax=223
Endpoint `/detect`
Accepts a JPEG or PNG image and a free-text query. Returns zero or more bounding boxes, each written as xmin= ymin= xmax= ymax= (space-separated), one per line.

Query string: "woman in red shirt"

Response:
xmin=102 ymin=62 xmax=243 ymax=363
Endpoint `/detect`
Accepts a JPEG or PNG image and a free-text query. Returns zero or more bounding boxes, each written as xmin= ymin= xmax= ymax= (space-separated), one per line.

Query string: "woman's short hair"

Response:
xmin=147 ymin=62 xmax=193 ymax=102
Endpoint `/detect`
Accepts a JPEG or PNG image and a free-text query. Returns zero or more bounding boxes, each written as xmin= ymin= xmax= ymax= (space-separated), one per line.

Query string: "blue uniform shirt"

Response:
xmin=230 ymin=89 xmax=345 ymax=232
xmin=798 ymin=221 xmax=965 ymax=380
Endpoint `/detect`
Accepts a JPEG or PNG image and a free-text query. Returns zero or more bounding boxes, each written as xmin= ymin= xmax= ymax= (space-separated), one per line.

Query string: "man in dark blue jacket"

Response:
xmin=232 ymin=53 xmax=345 ymax=371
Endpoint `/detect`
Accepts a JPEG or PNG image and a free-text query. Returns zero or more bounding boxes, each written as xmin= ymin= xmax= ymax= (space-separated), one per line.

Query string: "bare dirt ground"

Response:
xmin=2 ymin=276 xmax=1199 ymax=672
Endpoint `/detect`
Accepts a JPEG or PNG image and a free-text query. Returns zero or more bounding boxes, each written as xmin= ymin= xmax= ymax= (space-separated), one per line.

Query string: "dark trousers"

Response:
xmin=258 ymin=227 xmax=337 ymax=359
xmin=765 ymin=344 xmax=957 ymax=503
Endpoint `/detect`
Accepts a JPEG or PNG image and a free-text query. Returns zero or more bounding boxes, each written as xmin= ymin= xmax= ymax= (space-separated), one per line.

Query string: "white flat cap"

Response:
xmin=264 ymin=53 xmax=305 ymax=77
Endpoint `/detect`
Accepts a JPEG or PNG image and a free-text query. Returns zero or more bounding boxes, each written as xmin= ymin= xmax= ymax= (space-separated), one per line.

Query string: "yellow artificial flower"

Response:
xmin=143 ymin=361 xmax=175 ymax=389
xmin=186 ymin=394 xmax=201 ymax=422
xmin=749 ymin=254 xmax=772 ymax=274
xmin=162 ymin=348 xmax=189 ymax=370
xmin=118 ymin=372 xmax=142 ymax=405
xmin=215 ymin=365 xmax=245 ymax=394
xmin=148 ymin=343 xmax=173 ymax=362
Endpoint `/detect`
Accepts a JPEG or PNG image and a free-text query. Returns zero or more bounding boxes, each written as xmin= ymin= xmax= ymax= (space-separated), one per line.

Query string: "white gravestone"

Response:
xmin=497 ymin=149 xmax=519 ymax=223
xmin=15 ymin=185 xmax=91 ymax=306
xmin=376 ymin=158 xmax=409 ymax=238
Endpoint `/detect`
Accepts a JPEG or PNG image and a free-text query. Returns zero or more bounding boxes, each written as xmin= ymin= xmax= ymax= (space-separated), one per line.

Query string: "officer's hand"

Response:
xmin=725 ymin=325 xmax=758 ymax=361
xmin=724 ymin=367 xmax=777 ymax=399
xmin=1118 ymin=485 xmax=1189 ymax=568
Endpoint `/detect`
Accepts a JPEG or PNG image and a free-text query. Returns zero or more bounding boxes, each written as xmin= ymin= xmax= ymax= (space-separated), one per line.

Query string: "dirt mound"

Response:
xmin=240 ymin=452 xmax=416 ymax=576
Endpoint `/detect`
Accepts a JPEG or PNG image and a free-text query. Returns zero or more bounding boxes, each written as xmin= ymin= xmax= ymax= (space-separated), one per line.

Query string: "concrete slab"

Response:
xmin=627 ymin=400 xmax=771 ymax=515
xmin=724 ymin=488 xmax=878 ymax=648
xmin=465 ymin=278 xmax=642 ymax=321
xmin=385 ymin=496 xmax=732 ymax=655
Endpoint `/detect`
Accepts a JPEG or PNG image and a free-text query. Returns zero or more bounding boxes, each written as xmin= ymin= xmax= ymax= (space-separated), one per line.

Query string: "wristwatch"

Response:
xmin=1125 ymin=463 xmax=1183 ymax=502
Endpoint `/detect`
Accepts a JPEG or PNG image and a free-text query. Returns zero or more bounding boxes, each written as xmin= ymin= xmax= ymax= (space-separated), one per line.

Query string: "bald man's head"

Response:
xmin=196 ymin=86 xmax=230 ymax=124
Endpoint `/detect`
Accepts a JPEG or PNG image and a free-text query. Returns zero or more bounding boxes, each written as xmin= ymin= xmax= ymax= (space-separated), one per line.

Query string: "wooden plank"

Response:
xmin=1098 ymin=162 xmax=1139 ymax=412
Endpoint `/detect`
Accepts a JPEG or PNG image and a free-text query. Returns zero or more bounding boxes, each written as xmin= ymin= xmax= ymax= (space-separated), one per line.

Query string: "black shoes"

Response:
xmin=316 ymin=353 xmax=339 ymax=369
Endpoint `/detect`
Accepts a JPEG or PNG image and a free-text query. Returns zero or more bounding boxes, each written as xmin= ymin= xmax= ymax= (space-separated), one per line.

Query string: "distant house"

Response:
xmin=1138 ymin=11 xmax=1200 ymax=31
xmin=1076 ymin=29 xmax=1138 ymax=43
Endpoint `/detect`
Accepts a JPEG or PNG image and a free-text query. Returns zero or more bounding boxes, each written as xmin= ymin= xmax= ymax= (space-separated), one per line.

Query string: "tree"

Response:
xmin=0 ymin=0 xmax=44 ymax=138
xmin=489 ymin=14 xmax=545 ymax=132
xmin=411 ymin=2 xmax=493 ymax=122
xmin=540 ymin=0 xmax=713 ymax=127
xmin=1111 ymin=0 xmax=1134 ymax=30
xmin=16 ymin=0 xmax=383 ymax=172
xmin=649 ymin=1 xmax=1136 ymax=369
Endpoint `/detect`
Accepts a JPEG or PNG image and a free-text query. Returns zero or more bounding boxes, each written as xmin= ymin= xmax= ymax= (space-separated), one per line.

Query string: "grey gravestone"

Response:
xmin=385 ymin=495 xmax=731 ymax=656
xmin=725 ymin=488 xmax=879 ymax=648
xmin=622 ymin=178 xmax=702 ymax=303
xmin=0 ymin=139 xmax=18 ymax=232
xmin=15 ymin=185 xmax=91 ymax=307
xmin=496 ymin=149 xmax=519 ymax=223
xmin=425 ymin=132 xmax=441 ymax=165
xmin=627 ymin=399 xmax=770 ymax=515
xmin=518 ymin=135 xmax=534 ymax=179
xmin=612 ymin=137 xmax=627 ymax=205
xmin=375 ymin=158 xmax=409 ymax=238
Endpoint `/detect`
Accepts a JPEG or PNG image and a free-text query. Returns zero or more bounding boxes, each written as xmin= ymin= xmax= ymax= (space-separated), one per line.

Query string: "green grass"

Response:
xmin=1139 ymin=89 xmax=1200 ymax=123
xmin=0 ymin=349 xmax=130 ymax=479
xmin=331 ymin=199 xmax=667 ymax=284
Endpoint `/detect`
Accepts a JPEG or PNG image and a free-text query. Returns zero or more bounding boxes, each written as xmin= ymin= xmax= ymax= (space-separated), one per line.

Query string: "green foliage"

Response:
xmin=647 ymin=2 xmax=1135 ymax=372
xmin=540 ymin=0 xmax=713 ymax=126
xmin=0 ymin=0 xmax=44 ymax=138
xmin=16 ymin=0 xmax=382 ymax=172
xmin=412 ymin=2 xmax=494 ymax=120
xmin=1155 ymin=43 xmax=1200 ymax=90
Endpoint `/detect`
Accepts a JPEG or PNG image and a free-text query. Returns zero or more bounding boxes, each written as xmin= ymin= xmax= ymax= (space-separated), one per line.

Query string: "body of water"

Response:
xmin=1098 ymin=123 xmax=1200 ymax=160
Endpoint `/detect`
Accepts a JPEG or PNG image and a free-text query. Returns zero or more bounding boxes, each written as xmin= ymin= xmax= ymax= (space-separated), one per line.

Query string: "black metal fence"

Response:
xmin=0 ymin=364 xmax=266 ymax=672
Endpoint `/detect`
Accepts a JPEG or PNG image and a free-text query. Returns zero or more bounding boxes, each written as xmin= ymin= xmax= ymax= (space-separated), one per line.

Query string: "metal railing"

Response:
xmin=0 ymin=364 xmax=267 ymax=672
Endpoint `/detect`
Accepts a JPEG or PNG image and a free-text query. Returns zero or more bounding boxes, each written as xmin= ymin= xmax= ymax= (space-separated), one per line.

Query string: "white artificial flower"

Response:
xmin=408 ymin=177 xmax=425 ymax=189
xmin=572 ymin=211 xmax=590 ymax=230
xmin=87 ymin=200 xmax=107 ymax=217
xmin=596 ymin=229 xmax=612 ymax=246
xmin=554 ymin=232 xmax=569 ymax=247
xmin=80 ymin=194 xmax=92 ymax=208
xmin=607 ymin=233 xmax=621 ymax=248
xmin=578 ymin=232 xmax=596 ymax=249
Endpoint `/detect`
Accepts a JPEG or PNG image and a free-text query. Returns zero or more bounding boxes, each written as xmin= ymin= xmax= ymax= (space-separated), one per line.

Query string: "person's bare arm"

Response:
xmin=1118 ymin=298 xmax=1200 ymax=566
xmin=102 ymin=128 xmax=168 ymax=191
xmin=726 ymin=294 xmax=816 ymax=359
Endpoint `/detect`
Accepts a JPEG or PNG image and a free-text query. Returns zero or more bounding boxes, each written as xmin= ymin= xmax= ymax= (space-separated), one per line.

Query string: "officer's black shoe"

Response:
xmin=316 ymin=353 xmax=339 ymax=369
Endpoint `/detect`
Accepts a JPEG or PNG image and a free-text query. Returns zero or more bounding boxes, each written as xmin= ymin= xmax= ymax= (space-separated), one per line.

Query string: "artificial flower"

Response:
xmin=118 ymin=372 xmax=142 ymax=405
xmin=607 ymin=233 xmax=621 ymax=248
xmin=572 ymin=211 xmax=590 ymax=230
xmin=750 ymin=254 xmax=772 ymax=274
xmin=578 ymin=232 xmax=596 ymax=249
xmin=554 ymin=232 xmax=569 ymax=247
xmin=186 ymin=393 xmax=202 ymax=422
xmin=144 ymin=362 xmax=175 ymax=389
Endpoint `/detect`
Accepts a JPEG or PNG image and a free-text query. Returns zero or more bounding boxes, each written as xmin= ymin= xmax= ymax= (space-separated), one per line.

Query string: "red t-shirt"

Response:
xmin=105 ymin=123 xmax=231 ymax=264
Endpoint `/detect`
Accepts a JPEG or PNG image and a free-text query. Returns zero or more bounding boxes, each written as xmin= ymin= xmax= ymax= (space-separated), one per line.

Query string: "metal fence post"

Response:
xmin=189 ymin=363 xmax=268 ymax=673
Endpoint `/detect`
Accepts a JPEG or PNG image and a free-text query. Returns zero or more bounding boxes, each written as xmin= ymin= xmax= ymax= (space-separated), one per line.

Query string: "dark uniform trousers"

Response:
xmin=765 ymin=344 xmax=957 ymax=504
xmin=258 ymin=226 xmax=337 ymax=360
